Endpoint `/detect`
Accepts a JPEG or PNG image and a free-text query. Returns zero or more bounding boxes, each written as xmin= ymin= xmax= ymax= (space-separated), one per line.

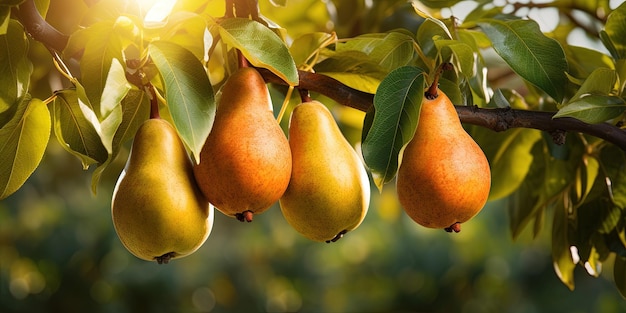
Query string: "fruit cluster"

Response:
xmin=110 ymin=66 xmax=490 ymax=264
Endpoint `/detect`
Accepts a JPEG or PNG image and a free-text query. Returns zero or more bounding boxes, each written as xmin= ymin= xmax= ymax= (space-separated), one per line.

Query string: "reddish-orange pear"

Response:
xmin=396 ymin=88 xmax=491 ymax=232
xmin=193 ymin=67 xmax=292 ymax=222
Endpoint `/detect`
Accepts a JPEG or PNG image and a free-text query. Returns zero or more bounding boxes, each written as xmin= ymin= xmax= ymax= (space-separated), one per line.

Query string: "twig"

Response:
xmin=15 ymin=0 xmax=69 ymax=53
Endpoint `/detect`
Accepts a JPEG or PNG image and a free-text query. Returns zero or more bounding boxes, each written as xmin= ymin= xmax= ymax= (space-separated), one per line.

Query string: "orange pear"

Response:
xmin=193 ymin=67 xmax=292 ymax=222
xmin=396 ymin=89 xmax=491 ymax=232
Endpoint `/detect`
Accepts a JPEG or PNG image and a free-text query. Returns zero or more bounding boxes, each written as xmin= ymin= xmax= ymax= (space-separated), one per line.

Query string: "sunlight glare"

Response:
xmin=138 ymin=0 xmax=177 ymax=24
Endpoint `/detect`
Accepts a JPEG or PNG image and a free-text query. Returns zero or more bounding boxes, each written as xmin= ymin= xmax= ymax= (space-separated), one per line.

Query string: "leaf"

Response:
xmin=416 ymin=19 xmax=452 ymax=63
xmin=149 ymin=40 xmax=215 ymax=163
xmin=98 ymin=58 xmax=128 ymax=153
xmin=0 ymin=97 xmax=50 ymax=200
xmin=614 ymin=256 xmax=626 ymax=298
xmin=476 ymin=128 xmax=542 ymax=200
xmin=552 ymin=198 xmax=577 ymax=290
xmin=218 ymin=18 xmax=298 ymax=85
xmin=77 ymin=20 xmax=125 ymax=111
xmin=269 ymin=0 xmax=287 ymax=6
xmin=0 ymin=6 xmax=10 ymax=35
xmin=289 ymin=32 xmax=336 ymax=67
xmin=361 ymin=66 xmax=425 ymax=190
xmin=91 ymin=88 xmax=150 ymax=192
xmin=570 ymin=67 xmax=618 ymax=102
xmin=316 ymin=50 xmax=387 ymax=93
xmin=478 ymin=19 xmax=568 ymax=103
xmin=434 ymin=40 xmax=475 ymax=77
xmin=336 ymin=31 xmax=416 ymax=71
xmin=53 ymin=89 xmax=108 ymax=168
xmin=0 ymin=20 xmax=32 ymax=114
xmin=600 ymin=2 xmax=626 ymax=59
xmin=553 ymin=95 xmax=626 ymax=124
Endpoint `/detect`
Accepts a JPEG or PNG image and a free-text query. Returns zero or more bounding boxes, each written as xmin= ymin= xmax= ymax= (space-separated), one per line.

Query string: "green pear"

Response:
xmin=279 ymin=101 xmax=370 ymax=242
xmin=112 ymin=118 xmax=214 ymax=264
xmin=193 ymin=67 xmax=292 ymax=222
xmin=396 ymin=88 xmax=491 ymax=233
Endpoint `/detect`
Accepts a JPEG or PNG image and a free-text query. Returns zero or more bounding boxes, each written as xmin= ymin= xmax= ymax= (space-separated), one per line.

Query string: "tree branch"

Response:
xmin=15 ymin=0 xmax=69 ymax=53
xmin=258 ymin=68 xmax=626 ymax=151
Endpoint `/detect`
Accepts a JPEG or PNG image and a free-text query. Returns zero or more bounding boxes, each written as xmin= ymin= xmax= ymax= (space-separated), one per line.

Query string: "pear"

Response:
xmin=396 ymin=88 xmax=490 ymax=232
xmin=112 ymin=118 xmax=214 ymax=264
xmin=193 ymin=67 xmax=292 ymax=222
xmin=279 ymin=101 xmax=370 ymax=242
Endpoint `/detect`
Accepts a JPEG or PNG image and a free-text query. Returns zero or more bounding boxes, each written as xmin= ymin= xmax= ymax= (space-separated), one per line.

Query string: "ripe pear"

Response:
xmin=193 ymin=67 xmax=292 ymax=222
xmin=279 ymin=101 xmax=370 ymax=242
xmin=112 ymin=118 xmax=214 ymax=264
xmin=396 ymin=88 xmax=491 ymax=232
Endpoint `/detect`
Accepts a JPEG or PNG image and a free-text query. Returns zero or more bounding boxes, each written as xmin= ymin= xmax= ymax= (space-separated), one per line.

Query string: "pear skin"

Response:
xmin=279 ymin=101 xmax=370 ymax=242
xmin=193 ymin=67 xmax=292 ymax=222
xmin=396 ymin=89 xmax=490 ymax=232
xmin=112 ymin=118 xmax=214 ymax=264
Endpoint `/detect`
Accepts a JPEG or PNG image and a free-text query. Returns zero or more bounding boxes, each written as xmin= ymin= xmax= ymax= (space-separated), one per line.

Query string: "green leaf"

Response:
xmin=601 ymin=2 xmax=626 ymax=59
xmin=336 ymin=31 xmax=416 ymax=71
xmin=269 ymin=0 xmax=287 ymax=6
xmin=218 ymin=18 xmax=298 ymax=85
xmin=98 ymin=58 xmax=128 ymax=154
xmin=91 ymin=88 xmax=150 ymax=192
xmin=0 ymin=6 xmax=10 ymax=35
xmin=0 ymin=97 xmax=50 ymax=200
xmin=0 ymin=20 xmax=32 ymax=114
xmin=149 ymin=40 xmax=215 ymax=163
xmin=416 ymin=19 xmax=452 ymax=64
xmin=361 ymin=66 xmax=425 ymax=190
xmin=553 ymin=95 xmax=626 ymax=124
xmin=476 ymin=128 xmax=542 ymax=200
xmin=478 ymin=19 xmax=568 ymax=103
xmin=614 ymin=256 xmax=626 ymax=298
xmin=570 ymin=67 xmax=618 ymax=102
xmin=552 ymin=200 xmax=577 ymax=290
xmin=434 ymin=40 xmax=475 ymax=77
xmin=565 ymin=46 xmax=614 ymax=78
xmin=289 ymin=32 xmax=336 ymax=68
xmin=77 ymin=20 xmax=125 ymax=111
xmin=53 ymin=89 xmax=108 ymax=168
xmin=315 ymin=50 xmax=387 ymax=93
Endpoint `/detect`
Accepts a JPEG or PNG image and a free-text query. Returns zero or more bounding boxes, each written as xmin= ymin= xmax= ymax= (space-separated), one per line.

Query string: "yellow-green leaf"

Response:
xmin=218 ymin=17 xmax=298 ymax=85
xmin=0 ymin=97 xmax=50 ymax=199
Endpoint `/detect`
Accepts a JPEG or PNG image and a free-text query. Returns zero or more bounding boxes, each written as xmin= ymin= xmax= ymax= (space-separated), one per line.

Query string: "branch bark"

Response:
xmin=15 ymin=0 xmax=69 ymax=53
xmin=258 ymin=68 xmax=626 ymax=151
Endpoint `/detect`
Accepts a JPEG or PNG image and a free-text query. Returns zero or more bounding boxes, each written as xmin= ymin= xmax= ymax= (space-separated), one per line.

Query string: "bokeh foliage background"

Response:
xmin=2 ymin=0 xmax=626 ymax=312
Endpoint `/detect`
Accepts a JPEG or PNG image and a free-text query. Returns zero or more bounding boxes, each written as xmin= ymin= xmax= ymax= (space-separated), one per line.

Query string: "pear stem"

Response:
xmin=155 ymin=252 xmax=176 ymax=264
xmin=237 ymin=50 xmax=249 ymax=69
xmin=444 ymin=222 xmax=462 ymax=233
xmin=326 ymin=230 xmax=347 ymax=243
xmin=425 ymin=62 xmax=453 ymax=100
xmin=146 ymin=83 xmax=160 ymax=119
xmin=235 ymin=210 xmax=254 ymax=222
xmin=299 ymin=89 xmax=312 ymax=103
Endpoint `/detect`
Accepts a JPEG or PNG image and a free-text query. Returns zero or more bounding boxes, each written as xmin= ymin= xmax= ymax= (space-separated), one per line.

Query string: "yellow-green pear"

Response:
xmin=396 ymin=88 xmax=491 ymax=233
xmin=279 ymin=101 xmax=370 ymax=242
xmin=193 ymin=67 xmax=292 ymax=222
xmin=112 ymin=118 xmax=214 ymax=264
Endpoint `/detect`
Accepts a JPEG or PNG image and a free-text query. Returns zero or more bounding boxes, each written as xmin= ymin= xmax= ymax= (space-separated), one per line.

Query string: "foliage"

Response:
xmin=1 ymin=0 xmax=626 ymax=307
